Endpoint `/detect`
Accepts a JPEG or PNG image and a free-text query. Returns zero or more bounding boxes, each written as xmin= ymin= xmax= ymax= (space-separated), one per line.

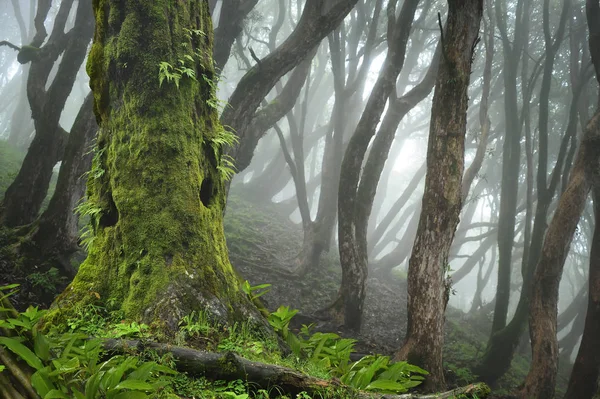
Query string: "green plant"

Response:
xmin=206 ymin=126 xmax=239 ymax=181
xmin=178 ymin=310 xmax=213 ymax=341
xmin=74 ymin=197 xmax=103 ymax=251
xmin=214 ymin=379 xmax=248 ymax=398
xmin=241 ymin=280 xmax=271 ymax=301
xmin=26 ymin=268 xmax=64 ymax=293
xmin=108 ymin=321 xmax=149 ymax=339
xmin=66 ymin=303 xmax=109 ymax=336
xmin=158 ymin=60 xmax=196 ymax=89
xmin=303 ymin=332 xmax=356 ymax=374
xmin=340 ymin=355 xmax=428 ymax=394
xmin=0 ymin=288 xmax=176 ymax=399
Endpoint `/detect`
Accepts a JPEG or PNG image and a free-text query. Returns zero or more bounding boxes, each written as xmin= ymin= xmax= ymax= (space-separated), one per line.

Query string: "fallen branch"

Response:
xmin=357 ymin=383 xmax=490 ymax=398
xmin=104 ymin=339 xmax=340 ymax=396
xmin=103 ymin=339 xmax=489 ymax=398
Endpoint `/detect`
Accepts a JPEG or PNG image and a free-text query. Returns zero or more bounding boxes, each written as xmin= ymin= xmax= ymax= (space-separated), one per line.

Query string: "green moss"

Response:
xmin=44 ymin=1 xmax=264 ymax=335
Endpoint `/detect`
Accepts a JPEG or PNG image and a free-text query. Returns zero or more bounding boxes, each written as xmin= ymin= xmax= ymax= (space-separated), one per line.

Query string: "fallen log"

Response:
xmin=357 ymin=383 xmax=490 ymax=398
xmin=103 ymin=339 xmax=489 ymax=398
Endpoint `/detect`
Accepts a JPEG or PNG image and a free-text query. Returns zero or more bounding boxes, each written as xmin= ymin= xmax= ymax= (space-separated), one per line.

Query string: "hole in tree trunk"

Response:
xmin=99 ymin=192 xmax=119 ymax=227
xmin=200 ymin=177 xmax=213 ymax=207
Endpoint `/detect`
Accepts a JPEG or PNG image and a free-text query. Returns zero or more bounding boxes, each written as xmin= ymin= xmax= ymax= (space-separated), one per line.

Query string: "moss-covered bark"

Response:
xmin=43 ymin=0 xmax=263 ymax=333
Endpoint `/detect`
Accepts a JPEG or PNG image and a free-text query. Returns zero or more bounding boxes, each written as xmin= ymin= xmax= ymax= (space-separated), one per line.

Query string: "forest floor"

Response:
xmin=0 ymin=145 xmax=572 ymax=397
xmin=224 ymin=186 xmax=572 ymax=397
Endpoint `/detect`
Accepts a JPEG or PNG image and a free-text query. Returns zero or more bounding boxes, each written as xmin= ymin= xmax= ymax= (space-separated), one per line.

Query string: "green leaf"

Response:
xmin=0 ymin=336 xmax=44 ymax=370
xmin=113 ymin=391 xmax=148 ymax=399
xmin=33 ymin=333 xmax=51 ymax=361
xmin=365 ymin=379 xmax=408 ymax=393
xmin=71 ymin=388 xmax=86 ymax=399
xmin=57 ymin=356 xmax=80 ymax=373
xmin=102 ymin=356 xmax=138 ymax=390
xmin=114 ymin=380 xmax=154 ymax=391
xmin=31 ymin=369 xmax=54 ymax=397
xmin=127 ymin=362 xmax=156 ymax=382
xmin=85 ymin=371 xmax=104 ymax=399
xmin=402 ymin=380 xmax=424 ymax=389
xmin=7 ymin=318 xmax=31 ymax=329
xmin=44 ymin=389 xmax=69 ymax=398
xmin=0 ymin=284 xmax=20 ymax=290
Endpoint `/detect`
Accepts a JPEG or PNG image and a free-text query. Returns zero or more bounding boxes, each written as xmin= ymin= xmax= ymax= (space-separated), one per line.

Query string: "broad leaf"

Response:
xmin=0 ymin=336 xmax=44 ymax=370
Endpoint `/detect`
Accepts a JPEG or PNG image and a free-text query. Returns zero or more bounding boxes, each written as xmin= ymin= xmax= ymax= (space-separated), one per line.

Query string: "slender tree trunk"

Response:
xmin=394 ymin=0 xmax=482 ymax=391
xmin=564 ymin=216 xmax=600 ymax=399
xmin=0 ymin=0 xmax=94 ymax=227
xmin=333 ymin=0 xmax=421 ymax=331
xmin=491 ymin=0 xmax=530 ymax=335
xmin=30 ymin=93 xmax=97 ymax=277
xmin=518 ymin=110 xmax=597 ymax=397
xmin=42 ymin=0 xmax=266 ymax=333
xmin=525 ymin=1 xmax=600 ymax=397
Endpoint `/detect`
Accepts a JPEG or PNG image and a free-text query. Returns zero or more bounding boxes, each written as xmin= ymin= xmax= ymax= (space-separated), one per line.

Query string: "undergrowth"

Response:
xmin=0 ymin=283 xmax=450 ymax=399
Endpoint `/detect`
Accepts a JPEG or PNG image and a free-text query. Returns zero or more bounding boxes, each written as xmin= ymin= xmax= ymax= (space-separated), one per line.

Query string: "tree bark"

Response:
xmin=42 ymin=0 xmax=266 ymax=334
xmin=519 ymin=2 xmax=600 ymax=390
xmin=562 ymin=2 xmax=600 ymax=398
xmin=333 ymin=0 xmax=421 ymax=332
xmin=394 ymin=0 xmax=482 ymax=392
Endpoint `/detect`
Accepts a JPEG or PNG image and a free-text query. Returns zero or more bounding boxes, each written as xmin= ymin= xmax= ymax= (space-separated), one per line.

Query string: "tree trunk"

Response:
xmin=526 ymin=1 xmax=600 ymax=397
xmin=564 ymin=192 xmax=600 ymax=399
xmin=394 ymin=0 xmax=482 ymax=392
xmin=221 ymin=0 xmax=359 ymax=174
xmin=0 ymin=0 xmax=94 ymax=227
xmin=42 ymin=0 xmax=266 ymax=333
xmin=491 ymin=0 xmax=531 ymax=335
xmin=518 ymin=120 xmax=595 ymax=397
xmin=30 ymin=93 xmax=97 ymax=276
xmin=333 ymin=0 xmax=421 ymax=332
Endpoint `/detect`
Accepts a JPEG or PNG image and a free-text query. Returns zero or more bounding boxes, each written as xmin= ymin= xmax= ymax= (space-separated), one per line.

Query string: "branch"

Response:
xmin=0 ymin=41 xmax=21 ymax=52
xmin=248 ymin=46 xmax=262 ymax=66
xmin=357 ymin=383 xmax=490 ymax=398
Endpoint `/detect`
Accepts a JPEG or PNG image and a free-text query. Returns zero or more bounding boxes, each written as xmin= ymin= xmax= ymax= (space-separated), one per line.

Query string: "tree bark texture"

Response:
xmin=43 ymin=0 xmax=266 ymax=333
xmin=564 ymin=194 xmax=600 ymax=399
xmin=394 ymin=0 xmax=482 ymax=392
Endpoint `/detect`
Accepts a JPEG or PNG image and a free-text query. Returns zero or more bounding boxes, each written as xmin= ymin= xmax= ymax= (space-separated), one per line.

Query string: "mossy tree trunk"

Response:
xmin=46 ymin=0 xmax=263 ymax=332
xmin=394 ymin=0 xmax=482 ymax=391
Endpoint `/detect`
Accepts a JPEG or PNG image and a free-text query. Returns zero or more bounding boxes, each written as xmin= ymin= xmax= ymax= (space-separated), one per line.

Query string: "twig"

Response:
xmin=437 ymin=12 xmax=451 ymax=66
xmin=248 ymin=46 xmax=262 ymax=66
xmin=0 ymin=40 xmax=21 ymax=52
